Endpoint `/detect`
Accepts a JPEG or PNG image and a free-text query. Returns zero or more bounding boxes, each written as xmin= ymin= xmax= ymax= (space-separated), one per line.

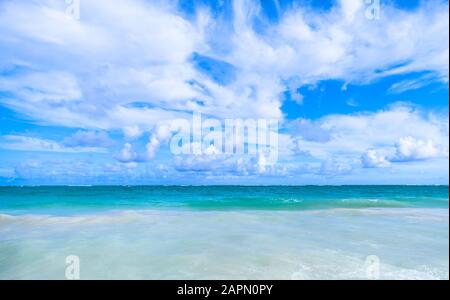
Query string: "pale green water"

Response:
xmin=0 ymin=186 xmax=448 ymax=279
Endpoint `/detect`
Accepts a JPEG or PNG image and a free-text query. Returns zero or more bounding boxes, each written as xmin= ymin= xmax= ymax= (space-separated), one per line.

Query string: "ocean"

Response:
xmin=0 ymin=186 xmax=448 ymax=279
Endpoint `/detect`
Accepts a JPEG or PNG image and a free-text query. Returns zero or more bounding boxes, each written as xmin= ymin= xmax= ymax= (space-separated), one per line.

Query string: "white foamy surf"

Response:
xmin=0 ymin=208 xmax=448 ymax=280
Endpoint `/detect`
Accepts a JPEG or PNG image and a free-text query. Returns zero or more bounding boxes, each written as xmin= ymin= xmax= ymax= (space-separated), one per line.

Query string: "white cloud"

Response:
xmin=0 ymin=0 xmax=446 ymax=132
xmin=0 ymin=71 xmax=82 ymax=103
xmin=289 ymin=119 xmax=332 ymax=143
xmin=388 ymin=73 xmax=440 ymax=94
xmin=392 ymin=136 xmax=447 ymax=162
xmin=123 ymin=126 xmax=143 ymax=140
xmin=227 ymin=0 xmax=448 ymax=85
xmin=64 ymin=130 xmax=113 ymax=148
xmin=340 ymin=0 xmax=364 ymax=22
xmin=0 ymin=0 xmax=206 ymax=130
xmin=361 ymin=135 xmax=448 ymax=168
xmin=362 ymin=149 xmax=391 ymax=168
xmin=146 ymin=124 xmax=173 ymax=160
xmin=146 ymin=137 xmax=161 ymax=160
xmin=293 ymin=104 xmax=449 ymax=169
xmin=0 ymin=135 xmax=106 ymax=153
xmin=173 ymin=152 xmax=287 ymax=177
xmin=116 ymin=143 xmax=138 ymax=163
xmin=173 ymin=153 xmax=234 ymax=173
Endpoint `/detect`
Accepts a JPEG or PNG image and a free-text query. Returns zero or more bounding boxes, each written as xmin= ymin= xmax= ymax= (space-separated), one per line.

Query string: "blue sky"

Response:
xmin=0 ymin=0 xmax=448 ymax=185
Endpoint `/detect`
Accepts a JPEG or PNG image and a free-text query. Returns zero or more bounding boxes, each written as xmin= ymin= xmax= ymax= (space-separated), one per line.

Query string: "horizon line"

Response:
xmin=0 ymin=184 xmax=448 ymax=188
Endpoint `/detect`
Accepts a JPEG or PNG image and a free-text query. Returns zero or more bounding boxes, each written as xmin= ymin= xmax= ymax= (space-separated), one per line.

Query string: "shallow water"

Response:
xmin=0 ymin=186 xmax=448 ymax=279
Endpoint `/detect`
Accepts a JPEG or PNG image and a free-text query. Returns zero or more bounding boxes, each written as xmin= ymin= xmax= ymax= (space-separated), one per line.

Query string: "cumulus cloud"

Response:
xmin=116 ymin=143 xmax=138 ymax=163
xmin=361 ymin=135 xmax=448 ymax=168
xmin=173 ymin=152 xmax=287 ymax=177
xmin=392 ymin=136 xmax=447 ymax=162
xmin=361 ymin=149 xmax=391 ymax=168
xmin=116 ymin=123 xmax=175 ymax=163
xmin=146 ymin=124 xmax=173 ymax=159
xmin=292 ymin=103 xmax=449 ymax=169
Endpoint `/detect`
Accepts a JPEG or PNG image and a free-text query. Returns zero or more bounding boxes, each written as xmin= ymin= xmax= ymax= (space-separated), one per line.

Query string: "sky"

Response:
xmin=0 ymin=0 xmax=448 ymax=185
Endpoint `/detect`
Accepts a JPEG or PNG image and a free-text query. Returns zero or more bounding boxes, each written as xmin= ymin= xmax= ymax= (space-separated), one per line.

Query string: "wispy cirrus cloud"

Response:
xmin=63 ymin=130 xmax=114 ymax=148
xmin=388 ymin=73 xmax=445 ymax=94
xmin=0 ymin=135 xmax=108 ymax=153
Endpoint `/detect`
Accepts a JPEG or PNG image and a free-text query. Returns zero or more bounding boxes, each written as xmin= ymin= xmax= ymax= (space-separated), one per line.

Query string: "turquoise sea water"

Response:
xmin=0 ymin=186 xmax=448 ymax=279
xmin=0 ymin=186 xmax=448 ymax=214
